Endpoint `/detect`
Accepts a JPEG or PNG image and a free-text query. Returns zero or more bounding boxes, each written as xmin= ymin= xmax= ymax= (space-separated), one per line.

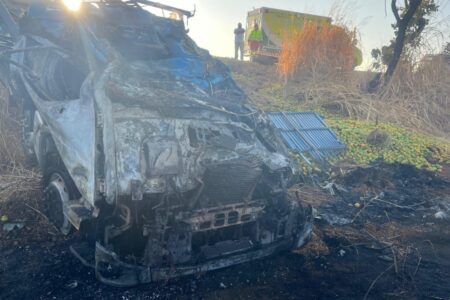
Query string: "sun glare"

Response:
xmin=62 ymin=0 xmax=81 ymax=11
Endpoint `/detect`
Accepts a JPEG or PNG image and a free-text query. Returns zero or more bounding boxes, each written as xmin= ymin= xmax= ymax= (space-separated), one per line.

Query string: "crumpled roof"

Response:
xmin=105 ymin=57 xmax=254 ymax=116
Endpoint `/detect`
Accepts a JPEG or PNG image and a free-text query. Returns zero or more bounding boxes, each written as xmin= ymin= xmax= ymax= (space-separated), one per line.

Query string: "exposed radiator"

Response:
xmin=199 ymin=160 xmax=262 ymax=207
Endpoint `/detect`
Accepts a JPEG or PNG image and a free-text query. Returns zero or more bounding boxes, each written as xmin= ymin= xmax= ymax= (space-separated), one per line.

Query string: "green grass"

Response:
xmin=328 ymin=119 xmax=450 ymax=171
xmin=256 ymin=83 xmax=450 ymax=172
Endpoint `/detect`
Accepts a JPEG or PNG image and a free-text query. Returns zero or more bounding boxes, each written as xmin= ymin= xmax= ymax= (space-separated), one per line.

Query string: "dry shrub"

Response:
xmin=0 ymin=82 xmax=41 ymax=202
xmin=290 ymin=183 xmax=334 ymax=206
xmin=0 ymin=167 xmax=41 ymax=202
xmin=273 ymin=55 xmax=450 ymax=138
xmin=0 ymin=118 xmax=26 ymax=170
xmin=0 ymin=81 xmax=25 ymax=170
xmin=268 ymin=4 xmax=449 ymax=138
xmin=380 ymin=57 xmax=450 ymax=135
xmin=319 ymin=57 xmax=450 ymax=136
xmin=278 ymin=22 xmax=356 ymax=81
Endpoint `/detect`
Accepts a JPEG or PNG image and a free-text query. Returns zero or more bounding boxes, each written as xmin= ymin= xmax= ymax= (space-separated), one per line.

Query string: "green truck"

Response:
xmin=245 ymin=7 xmax=363 ymax=66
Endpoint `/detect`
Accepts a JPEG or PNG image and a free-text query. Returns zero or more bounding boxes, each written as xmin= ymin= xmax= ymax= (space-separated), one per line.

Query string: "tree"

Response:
xmin=370 ymin=0 xmax=438 ymax=89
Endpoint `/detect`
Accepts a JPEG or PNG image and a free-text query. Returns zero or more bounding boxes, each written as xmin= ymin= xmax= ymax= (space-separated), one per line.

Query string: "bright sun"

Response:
xmin=62 ymin=0 xmax=81 ymax=11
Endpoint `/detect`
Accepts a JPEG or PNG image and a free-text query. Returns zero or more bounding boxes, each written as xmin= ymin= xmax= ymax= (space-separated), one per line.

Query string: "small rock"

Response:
xmin=320 ymin=213 xmax=352 ymax=225
xmin=3 ymin=222 xmax=24 ymax=232
xmin=378 ymin=255 xmax=394 ymax=262
xmin=367 ymin=128 xmax=390 ymax=148
xmin=354 ymin=202 xmax=361 ymax=208
xmin=434 ymin=211 xmax=448 ymax=219
xmin=66 ymin=281 xmax=78 ymax=289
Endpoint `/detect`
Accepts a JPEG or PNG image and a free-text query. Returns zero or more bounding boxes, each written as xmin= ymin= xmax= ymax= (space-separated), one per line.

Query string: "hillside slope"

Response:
xmin=222 ymin=58 xmax=450 ymax=172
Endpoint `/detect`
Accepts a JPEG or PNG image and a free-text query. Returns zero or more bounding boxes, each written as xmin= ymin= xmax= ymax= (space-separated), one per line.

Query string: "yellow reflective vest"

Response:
xmin=248 ymin=29 xmax=263 ymax=42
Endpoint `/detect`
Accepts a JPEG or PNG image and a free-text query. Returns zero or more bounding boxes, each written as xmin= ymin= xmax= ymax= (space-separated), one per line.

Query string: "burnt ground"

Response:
xmin=1 ymin=163 xmax=450 ymax=300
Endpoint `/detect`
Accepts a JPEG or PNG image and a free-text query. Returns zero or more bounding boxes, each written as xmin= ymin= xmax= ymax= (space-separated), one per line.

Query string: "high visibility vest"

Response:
xmin=248 ymin=29 xmax=263 ymax=42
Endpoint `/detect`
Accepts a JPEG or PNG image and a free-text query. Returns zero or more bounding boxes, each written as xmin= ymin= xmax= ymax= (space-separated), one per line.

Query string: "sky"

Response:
xmin=154 ymin=0 xmax=450 ymax=69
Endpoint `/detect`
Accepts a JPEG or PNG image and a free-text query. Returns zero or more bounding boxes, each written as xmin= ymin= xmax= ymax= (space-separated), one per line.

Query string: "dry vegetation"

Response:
xmin=380 ymin=58 xmax=450 ymax=134
xmin=228 ymin=54 xmax=450 ymax=140
xmin=319 ymin=58 xmax=450 ymax=137
xmin=268 ymin=0 xmax=450 ymax=139
xmin=224 ymin=48 xmax=450 ymax=173
xmin=0 ymin=83 xmax=41 ymax=204
xmin=278 ymin=22 xmax=356 ymax=81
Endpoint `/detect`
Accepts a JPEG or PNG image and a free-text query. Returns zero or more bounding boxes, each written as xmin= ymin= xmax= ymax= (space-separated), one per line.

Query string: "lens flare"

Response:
xmin=62 ymin=0 xmax=81 ymax=11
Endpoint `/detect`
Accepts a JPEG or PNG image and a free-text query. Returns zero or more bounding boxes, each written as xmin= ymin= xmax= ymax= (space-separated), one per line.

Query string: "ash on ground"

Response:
xmin=1 ymin=162 xmax=450 ymax=299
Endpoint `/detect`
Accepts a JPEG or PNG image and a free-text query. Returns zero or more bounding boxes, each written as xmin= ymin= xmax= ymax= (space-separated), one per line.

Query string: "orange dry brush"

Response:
xmin=278 ymin=22 xmax=356 ymax=79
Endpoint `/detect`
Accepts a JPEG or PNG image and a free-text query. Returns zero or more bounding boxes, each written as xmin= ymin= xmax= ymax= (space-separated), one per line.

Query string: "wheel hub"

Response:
xmin=43 ymin=174 xmax=71 ymax=235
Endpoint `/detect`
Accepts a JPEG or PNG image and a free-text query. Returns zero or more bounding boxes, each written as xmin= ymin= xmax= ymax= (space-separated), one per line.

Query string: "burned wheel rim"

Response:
xmin=43 ymin=173 xmax=72 ymax=235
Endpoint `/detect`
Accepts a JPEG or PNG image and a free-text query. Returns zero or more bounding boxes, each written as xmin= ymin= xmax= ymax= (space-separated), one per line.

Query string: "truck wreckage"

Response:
xmin=0 ymin=0 xmax=312 ymax=286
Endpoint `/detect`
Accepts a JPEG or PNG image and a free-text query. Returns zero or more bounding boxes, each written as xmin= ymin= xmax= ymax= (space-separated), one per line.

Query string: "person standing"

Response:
xmin=234 ymin=22 xmax=245 ymax=60
xmin=248 ymin=23 xmax=263 ymax=56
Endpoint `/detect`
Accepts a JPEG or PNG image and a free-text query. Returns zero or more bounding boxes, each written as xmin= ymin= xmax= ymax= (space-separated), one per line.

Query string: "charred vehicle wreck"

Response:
xmin=0 ymin=0 xmax=312 ymax=286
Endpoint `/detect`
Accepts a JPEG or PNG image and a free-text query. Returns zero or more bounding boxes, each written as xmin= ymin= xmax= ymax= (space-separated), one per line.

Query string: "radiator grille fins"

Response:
xmin=199 ymin=161 xmax=262 ymax=207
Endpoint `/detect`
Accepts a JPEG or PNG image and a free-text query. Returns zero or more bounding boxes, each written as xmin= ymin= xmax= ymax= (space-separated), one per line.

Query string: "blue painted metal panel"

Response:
xmin=267 ymin=112 xmax=346 ymax=165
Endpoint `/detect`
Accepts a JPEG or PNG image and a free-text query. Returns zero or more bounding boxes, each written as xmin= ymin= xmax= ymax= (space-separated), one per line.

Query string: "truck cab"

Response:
xmin=0 ymin=0 xmax=312 ymax=286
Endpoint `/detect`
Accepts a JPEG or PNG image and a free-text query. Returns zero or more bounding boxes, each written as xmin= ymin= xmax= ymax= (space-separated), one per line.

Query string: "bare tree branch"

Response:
xmin=386 ymin=0 xmax=423 ymax=80
xmin=392 ymin=0 xmax=402 ymax=23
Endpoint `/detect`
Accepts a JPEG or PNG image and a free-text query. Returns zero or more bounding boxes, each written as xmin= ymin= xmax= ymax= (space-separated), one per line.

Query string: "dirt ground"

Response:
xmin=1 ymin=162 xmax=449 ymax=300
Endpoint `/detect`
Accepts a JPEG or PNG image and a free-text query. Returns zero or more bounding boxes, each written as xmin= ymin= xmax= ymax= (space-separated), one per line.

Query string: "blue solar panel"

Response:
xmin=267 ymin=112 xmax=346 ymax=165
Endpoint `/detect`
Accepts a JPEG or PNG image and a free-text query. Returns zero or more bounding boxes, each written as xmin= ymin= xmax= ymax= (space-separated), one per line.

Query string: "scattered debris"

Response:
xmin=294 ymin=229 xmax=330 ymax=257
xmin=2 ymin=221 xmax=24 ymax=232
xmin=66 ymin=281 xmax=78 ymax=289
xmin=1 ymin=162 xmax=449 ymax=299
xmin=434 ymin=211 xmax=448 ymax=220
xmin=317 ymin=213 xmax=353 ymax=225
xmin=314 ymin=162 xmax=450 ymax=225
xmin=378 ymin=255 xmax=394 ymax=262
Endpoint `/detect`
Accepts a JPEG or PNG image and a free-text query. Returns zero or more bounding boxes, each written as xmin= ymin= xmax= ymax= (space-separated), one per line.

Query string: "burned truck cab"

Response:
xmin=5 ymin=0 xmax=312 ymax=286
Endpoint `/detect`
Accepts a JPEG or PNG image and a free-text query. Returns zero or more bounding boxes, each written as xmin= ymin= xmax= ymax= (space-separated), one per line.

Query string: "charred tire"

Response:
xmin=42 ymin=162 xmax=79 ymax=235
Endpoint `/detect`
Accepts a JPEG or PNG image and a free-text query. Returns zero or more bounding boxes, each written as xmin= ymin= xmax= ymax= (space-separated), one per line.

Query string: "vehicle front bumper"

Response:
xmin=95 ymin=207 xmax=313 ymax=287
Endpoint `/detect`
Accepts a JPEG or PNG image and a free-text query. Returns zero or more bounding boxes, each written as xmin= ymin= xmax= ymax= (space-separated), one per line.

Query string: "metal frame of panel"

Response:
xmin=267 ymin=112 xmax=346 ymax=165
